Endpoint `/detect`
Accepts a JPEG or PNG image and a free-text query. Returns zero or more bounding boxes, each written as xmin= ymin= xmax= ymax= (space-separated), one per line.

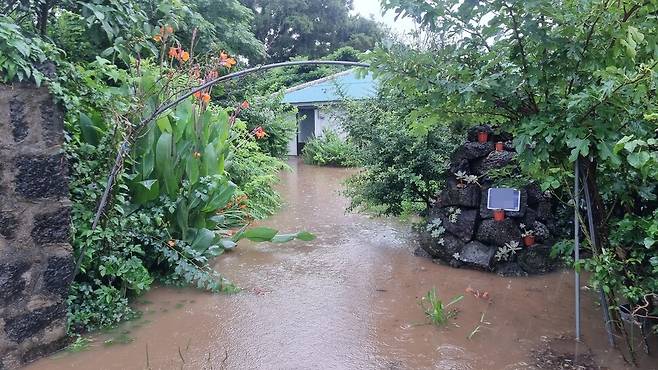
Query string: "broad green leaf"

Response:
xmin=240 ymin=227 xmax=278 ymax=242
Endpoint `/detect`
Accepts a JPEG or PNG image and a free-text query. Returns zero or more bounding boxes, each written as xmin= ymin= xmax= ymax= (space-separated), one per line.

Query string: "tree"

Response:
xmin=241 ymin=0 xmax=385 ymax=62
xmin=373 ymin=0 xmax=658 ymax=361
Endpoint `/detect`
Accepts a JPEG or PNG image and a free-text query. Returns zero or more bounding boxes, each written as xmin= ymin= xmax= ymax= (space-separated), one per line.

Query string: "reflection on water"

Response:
xmin=27 ymin=158 xmax=653 ymax=369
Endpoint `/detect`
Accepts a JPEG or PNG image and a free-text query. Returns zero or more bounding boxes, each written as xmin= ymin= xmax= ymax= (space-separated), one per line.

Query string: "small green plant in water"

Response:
xmin=66 ymin=335 xmax=92 ymax=352
xmin=419 ymin=288 xmax=463 ymax=326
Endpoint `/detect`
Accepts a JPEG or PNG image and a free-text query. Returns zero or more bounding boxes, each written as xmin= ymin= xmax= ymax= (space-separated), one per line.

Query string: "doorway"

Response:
xmin=297 ymin=108 xmax=315 ymax=154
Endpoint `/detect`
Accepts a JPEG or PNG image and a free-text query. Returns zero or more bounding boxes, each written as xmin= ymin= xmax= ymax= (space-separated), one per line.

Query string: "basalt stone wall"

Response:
xmin=420 ymin=125 xmax=558 ymax=276
xmin=0 ymin=82 xmax=73 ymax=368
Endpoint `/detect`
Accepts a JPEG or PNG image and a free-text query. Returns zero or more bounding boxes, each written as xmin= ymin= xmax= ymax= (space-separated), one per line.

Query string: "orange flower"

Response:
xmin=219 ymin=52 xmax=236 ymax=68
xmin=241 ymin=100 xmax=250 ymax=109
xmin=180 ymin=51 xmax=190 ymax=62
xmin=168 ymin=47 xmax=180 ymax=59
xmin=193 ymin=91 xmax=202 ymax=99
xmin=153 ymin=34 xmax=162 ymax=42
xmin=201 ymin=93 xmax=211 ymax=104
xmin=253 ymin=126 xmax=266 ymax=139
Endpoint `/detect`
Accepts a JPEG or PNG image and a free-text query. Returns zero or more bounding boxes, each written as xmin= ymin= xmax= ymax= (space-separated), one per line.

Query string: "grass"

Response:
xmin=419 ymin=288 xmax=463 ymax=326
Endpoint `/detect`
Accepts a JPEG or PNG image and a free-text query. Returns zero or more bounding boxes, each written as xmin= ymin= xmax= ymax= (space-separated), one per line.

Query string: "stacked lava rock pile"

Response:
xmin=420 ymin=125 xmax=558 ymax=275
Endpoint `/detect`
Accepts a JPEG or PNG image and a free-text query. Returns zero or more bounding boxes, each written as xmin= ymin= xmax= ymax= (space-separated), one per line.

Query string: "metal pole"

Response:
xmin=580 ymin=162 xmax=615 ymax=346
xmin=574 ymin=159 xmax=581 ymax=341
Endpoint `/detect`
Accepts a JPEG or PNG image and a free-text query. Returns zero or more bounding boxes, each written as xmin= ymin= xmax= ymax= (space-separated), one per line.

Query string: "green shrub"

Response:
xmin=237 ymin=95 xmax=297 ymax=159
xmin=301 ymin=129 xmax=356 ymax=167
xmin=340 ymin=94 xmax=462 ymax=216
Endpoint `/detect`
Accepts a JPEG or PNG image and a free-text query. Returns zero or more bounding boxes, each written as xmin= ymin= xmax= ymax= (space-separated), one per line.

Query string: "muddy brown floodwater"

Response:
xmin=27 ymin=159 xmax=655 ymax=370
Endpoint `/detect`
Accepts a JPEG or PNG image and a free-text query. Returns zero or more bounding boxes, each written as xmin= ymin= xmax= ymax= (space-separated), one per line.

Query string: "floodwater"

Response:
xmin=28 ymin=159 xmax=655 ymax=370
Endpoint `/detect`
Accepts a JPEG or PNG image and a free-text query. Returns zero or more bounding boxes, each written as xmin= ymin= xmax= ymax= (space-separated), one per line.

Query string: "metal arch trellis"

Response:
xmin=90 ymin=60 xmax=371 ymax=231
xmin=85 ymin=59 xmax=607 ymax=349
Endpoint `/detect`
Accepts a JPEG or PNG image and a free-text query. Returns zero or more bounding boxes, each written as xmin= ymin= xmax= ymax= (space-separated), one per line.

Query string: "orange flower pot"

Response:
xmin=477 ymin=131 xmax=489 ymax=143
xmin=495 ymin=141 xmax=504 ymax=152
xmin=493 ymin=209 xmax=505 ymax=221
xmin=523 ymin=235 xmax=535 ymax=247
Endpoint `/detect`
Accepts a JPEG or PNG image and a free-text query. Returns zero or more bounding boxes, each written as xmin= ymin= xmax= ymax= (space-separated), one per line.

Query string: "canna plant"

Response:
xmin=70 ymin=25 xmax=314 ymax=318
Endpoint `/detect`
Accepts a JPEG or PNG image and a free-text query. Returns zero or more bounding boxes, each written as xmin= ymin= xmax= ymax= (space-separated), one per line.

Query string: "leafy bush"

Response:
xmin=228 ymin=119 xmax=289 ymax=220
xmin=236 ymin=94 xmax=297 ymax=159
xmin=340 ymin=91 xmax=462 ymax=216
xmin=301 ymin=129 xmax=356 ymax=167
xmin=59 ymin=33 xmax=312 ymax=331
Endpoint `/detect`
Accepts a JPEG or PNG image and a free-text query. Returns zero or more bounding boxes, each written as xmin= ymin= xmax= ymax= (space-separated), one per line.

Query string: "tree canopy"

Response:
xmin=241 ymin=0 xmax=386 ymax=62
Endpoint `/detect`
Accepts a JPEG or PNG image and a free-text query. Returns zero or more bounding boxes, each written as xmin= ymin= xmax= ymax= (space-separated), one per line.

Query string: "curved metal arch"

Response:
xmin=90 ymin=60 xmax=371 ymax=231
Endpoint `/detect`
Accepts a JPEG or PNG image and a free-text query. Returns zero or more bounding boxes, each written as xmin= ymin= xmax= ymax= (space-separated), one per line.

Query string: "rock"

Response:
xmin=495 ymin=262 xmax=528 ymax=277
xmin=452 ymin=142 xmax=495 ymax=163
xmin=473 ymin=151 xmax=516 ymax=175
xmin=439 ymin=184 xmax=481 ymax=208
xmin=475 ymin=218 xmax=522 ymax=247
xmin=420 ymin=231 xmax=464 ymax=260
xmin=522 ymin=208 xmax=538 ymax=226
xmin=31 ymin=208 xmax=71 ymax=244
xmin=0 ymin=261 xmax=30 ymax=303
xmin=459 ymin=241 xmax=496 ymax=270
xmin=536 ymin=200 xmax=553 ymax=222
xmin=518 ymin=245 xmax=556 ymax=274
xmin=10 ymin=97 xmax=28 ymax=142
xmin=480 ymin=188 xmax=527 ymax=219
xmin=449 ymin=158 xmax=470 ymax=174
xmin=42 ymin=255 xmax=75 ymax=298
xmin=14 ymin=154 xmax=68 ymax=199
xmin=524 ymin=183 xmax=546 ymax=207
xmin=413 ymin=246 xmax=432 ymax=259
xmin=4 ymin=303 xmax=66 ymax=342
xmin=439 ymin=208 xmax=478 ymax=242
xmin=0 ymin=211 xmax=18 ymax=239
xmin=466 ymin=125 xmax=494 ymax=142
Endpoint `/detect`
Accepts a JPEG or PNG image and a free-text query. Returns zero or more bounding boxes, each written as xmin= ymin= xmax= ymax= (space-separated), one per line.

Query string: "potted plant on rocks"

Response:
xmin=520 ymin=224 xmax=535 ymax=246
xmin=477 ymin=130 xmax=489 ymax=143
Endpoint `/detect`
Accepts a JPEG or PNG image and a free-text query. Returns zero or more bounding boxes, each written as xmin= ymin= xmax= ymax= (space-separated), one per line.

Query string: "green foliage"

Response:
xmin=419 ymin=288 xmax=463 ymax=327
xmin=0 ymin=17 xmax=51 ymax=85
xmin=340 ymin=89 xmax=462 ymax=216
xmin=236 ymin=95 xmax=297 ymax=158
xmin=228 ymin=119 xmax=289 ymax=220
xmin=58 ymin=44 xmax=314 ymax=330
xmin=302 ymin=129 xmax=356 ymax=167
xmin=241 ymin=0 xmax=384 ymax=63
xmin=379 ymin=0 xmax=658 ymax=351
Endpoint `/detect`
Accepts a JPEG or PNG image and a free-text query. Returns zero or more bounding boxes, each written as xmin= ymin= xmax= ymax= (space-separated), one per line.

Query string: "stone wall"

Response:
xmin=420 ymin=125 xmax=558 ymax=276
xmin=0 ymin=83 xmax=73 ymax=368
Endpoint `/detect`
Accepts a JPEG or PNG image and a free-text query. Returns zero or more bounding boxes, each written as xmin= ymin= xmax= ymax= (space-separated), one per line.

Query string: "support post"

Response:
xmin=574 ymin=159 xmax=581 ymax=341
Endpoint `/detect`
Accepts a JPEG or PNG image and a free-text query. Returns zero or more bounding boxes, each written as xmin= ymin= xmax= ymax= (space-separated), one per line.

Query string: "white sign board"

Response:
xmin=487 ymin=188 xmax=521 ymax=211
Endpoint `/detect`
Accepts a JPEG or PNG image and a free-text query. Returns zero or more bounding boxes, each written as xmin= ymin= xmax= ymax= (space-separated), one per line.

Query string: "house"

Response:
xmin=281 ymin=69 xmax=378 ymax=155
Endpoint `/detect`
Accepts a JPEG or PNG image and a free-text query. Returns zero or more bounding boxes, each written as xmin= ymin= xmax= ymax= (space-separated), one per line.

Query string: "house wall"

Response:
xmin=0 ymin=82 xmax=73 ymax=368
xmin=314 ymin=106 xmax=346 ymax=139
xmin=286 ymin=105 xmax=349 ymax=156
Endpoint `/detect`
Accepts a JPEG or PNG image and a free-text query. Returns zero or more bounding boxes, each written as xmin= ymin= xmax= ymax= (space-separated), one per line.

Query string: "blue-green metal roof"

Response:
xmin=282 ymin=69 xmax=377 ymax=105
